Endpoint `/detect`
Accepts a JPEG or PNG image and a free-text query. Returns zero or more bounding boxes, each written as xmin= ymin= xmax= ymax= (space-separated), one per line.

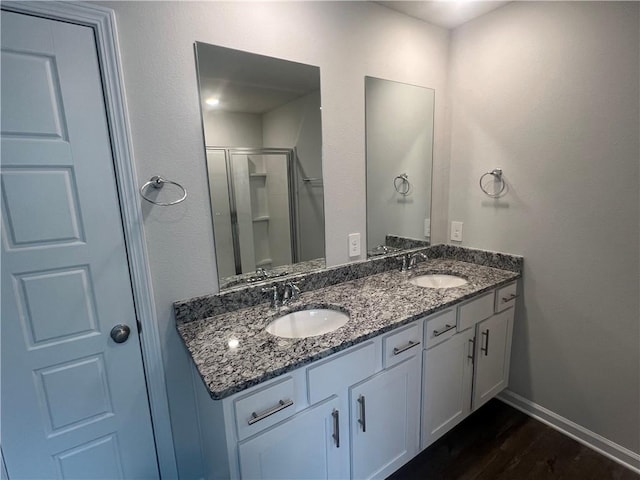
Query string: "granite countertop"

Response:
xmin=178 ymin=259 xmax=520 ymax=400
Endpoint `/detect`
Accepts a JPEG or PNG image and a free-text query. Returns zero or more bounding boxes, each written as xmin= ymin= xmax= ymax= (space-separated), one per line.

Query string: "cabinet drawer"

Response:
xmin=383 ymin=322 xmax=422 ymax=368
xmin=424 ymin=309 xmax=457 ymax=349
xmin=234 ymin=376 xmax=296 ymax=440
xmin=307 ymin=341 xmax=376 ymax=405
xmin=457 ymin=292 xmax=494 ymax=332
xmin=495 ymin=282 xmax=518 ymax=312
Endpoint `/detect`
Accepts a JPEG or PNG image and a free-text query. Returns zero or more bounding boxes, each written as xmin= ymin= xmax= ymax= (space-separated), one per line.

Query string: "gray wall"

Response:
xmin=449 ymin=1 xmax=639 ymax=452
xmin=100 ymin=2 xmax=450 ymax=477
xmin=263 ymin=91 xmax=325 ymax=262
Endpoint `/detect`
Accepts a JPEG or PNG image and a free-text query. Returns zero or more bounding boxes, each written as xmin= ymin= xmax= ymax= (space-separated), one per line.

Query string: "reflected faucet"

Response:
xmin=255 ymin=268 xmax=268 ymax=279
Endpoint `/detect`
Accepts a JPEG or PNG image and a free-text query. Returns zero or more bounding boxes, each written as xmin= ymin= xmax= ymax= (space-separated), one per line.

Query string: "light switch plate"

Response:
xmin=348 ymin=233 xmax=361 ymax=257
xmin=451 ymin=221 xmax=463 ymax=242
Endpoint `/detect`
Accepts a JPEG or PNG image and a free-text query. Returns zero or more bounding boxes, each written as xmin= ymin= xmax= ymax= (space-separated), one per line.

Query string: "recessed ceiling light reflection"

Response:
xmin=228 ymin=337 xmax=240 ymax=349
xmin=205 ymin=97 xmax=220 ymax=107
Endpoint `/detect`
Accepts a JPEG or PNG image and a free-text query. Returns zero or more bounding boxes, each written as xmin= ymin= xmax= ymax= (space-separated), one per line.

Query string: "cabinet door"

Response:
xmin=421 ymin=327 xmax=475 ymax=449
xmin=238 ymin=396 xmax=347 ymax=480
xmin=473 ymin=307 xmax=514 ymax=410
xmin=350 ymin=357 xmax=421 ymax=480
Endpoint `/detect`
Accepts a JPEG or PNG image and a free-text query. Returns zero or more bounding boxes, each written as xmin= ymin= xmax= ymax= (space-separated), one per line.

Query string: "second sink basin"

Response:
xmin=266 ymin=308 xmax=349 ymax=339
xmin=409 ymin=274 xmax=468 ymax=289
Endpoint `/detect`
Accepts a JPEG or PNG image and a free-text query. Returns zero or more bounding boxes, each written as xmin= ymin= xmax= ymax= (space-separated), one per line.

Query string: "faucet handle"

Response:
xmin=397 ymin=254 xmax=409 ymax=272
xmin=283 ymin=282 xmax=301 ymax=303
xmin=261 ymin=285 xmax=280 ymax=308
xmin=288 ymin=282 xmax=301 ymax=300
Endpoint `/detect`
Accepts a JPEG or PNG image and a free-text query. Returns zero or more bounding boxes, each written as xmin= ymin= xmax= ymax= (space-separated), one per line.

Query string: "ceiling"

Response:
xmin=376 ymin=1 xmax=510 ymax=29
xmin=196 ymin=42 xmax=320 ymax=114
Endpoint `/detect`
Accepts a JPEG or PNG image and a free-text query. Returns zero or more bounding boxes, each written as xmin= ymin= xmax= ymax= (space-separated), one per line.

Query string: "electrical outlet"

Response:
xmin=424 ymin=218 xmax=431 ymax=237
xmin=451 ymin=221 xmax=463 ymax=242
xmin=348 ymin=233 xmax=361 ymax=257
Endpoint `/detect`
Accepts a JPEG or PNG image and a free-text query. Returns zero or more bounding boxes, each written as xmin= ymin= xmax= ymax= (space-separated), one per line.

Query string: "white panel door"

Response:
xmin=1 ymin=11 xmax=159 ymax=479
xmin=350 ymin=357 xmax=421 ymax=480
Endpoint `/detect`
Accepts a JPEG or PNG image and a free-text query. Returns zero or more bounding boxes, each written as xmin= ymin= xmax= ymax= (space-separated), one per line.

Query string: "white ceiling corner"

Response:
xmin=375 ymin=1 xmax=511 ymax=29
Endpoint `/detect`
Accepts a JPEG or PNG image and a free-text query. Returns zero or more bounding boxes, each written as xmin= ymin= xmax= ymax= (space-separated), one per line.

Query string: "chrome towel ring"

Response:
xmin=479 ymin=168 xmax=507 ymax=198
xmin=394 ymin=173 xmax=411 ymax=196
xmin=139 ymin=176 xmax=187 ymax=206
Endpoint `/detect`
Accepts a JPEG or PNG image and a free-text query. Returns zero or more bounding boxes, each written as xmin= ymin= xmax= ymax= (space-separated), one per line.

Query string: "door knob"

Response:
xmin=110 ymin=324 xmax=131 ymax=344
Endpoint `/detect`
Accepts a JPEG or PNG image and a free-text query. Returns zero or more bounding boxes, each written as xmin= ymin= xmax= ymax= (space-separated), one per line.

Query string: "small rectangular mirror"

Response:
xmin=365 ymin=76 xmax=435 ymax=256
xmin=195 ymin=42 xmax=325 ymax=289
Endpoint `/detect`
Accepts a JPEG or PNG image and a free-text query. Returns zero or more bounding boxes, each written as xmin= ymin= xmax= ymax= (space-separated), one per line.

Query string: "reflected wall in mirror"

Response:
xmin=195 ymin=42 xmax=325 ymax=290
xmin=365 ymin=76 xmax=435 ymax=257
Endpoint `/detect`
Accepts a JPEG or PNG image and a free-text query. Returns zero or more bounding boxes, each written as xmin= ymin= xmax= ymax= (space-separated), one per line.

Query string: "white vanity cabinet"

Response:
xmin=420 ymin=281 xmax=517 ymax=450
xmin=238 ymin=396 xmax=343 ymax=479
xmin=472 ymin=306 xmax=514 ymax=410
xmin=421 ymin=326 xmax=475 ymax=448
xmin=192 ymin=280 xmax=517 ymax=479
xmin=350 ymin=322 xmax=423 ymax=479
xmin=350 ymin=356 xmax=421 ymax=479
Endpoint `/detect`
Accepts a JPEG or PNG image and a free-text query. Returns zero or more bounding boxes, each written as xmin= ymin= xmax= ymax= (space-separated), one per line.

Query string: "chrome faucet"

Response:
xmin=282 ymin=282 xmax=301 ymax=304
xmin=408 ymin=252 xmax=429 ymax=270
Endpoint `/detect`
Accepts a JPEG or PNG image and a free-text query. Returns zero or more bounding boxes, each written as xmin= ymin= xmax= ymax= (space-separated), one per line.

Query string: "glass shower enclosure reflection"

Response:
xmin=207 ymin=147 xmax=299 ymax=279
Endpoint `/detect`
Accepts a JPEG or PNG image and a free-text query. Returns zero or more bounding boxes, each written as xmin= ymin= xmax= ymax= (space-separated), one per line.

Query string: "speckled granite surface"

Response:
xmin=177 ymin=258 xmax=520 ymax=400
xmin=174 ymin=245 xmax=522 ymax=324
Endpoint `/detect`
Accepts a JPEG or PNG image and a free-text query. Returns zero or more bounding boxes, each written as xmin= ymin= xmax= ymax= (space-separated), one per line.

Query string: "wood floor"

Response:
xmin=387 ymin=399 xmax=639 ymax=480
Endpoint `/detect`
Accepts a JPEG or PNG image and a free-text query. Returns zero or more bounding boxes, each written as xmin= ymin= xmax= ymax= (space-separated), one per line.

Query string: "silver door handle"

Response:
xmin=357 ymin=395 xmax=366 ymax=432
xmin=332 ymin=409 xmax=340 ymax=448
xmin=393 ymin=340 xmax=421 ymax=355
xmin=248 ymin=399 xmax=293 ymax=425
xmin=468 ymin=338 xmax=475 ymax=362
xmin=433 ymin=324 xmax=456 ymax=337
xmin=110 ymin=324 xmax=131 ymax=344
xmin=502 ymin=293 xmax=518 ymax=303
xmin=481 ymin=330 xmax=490 ymax=356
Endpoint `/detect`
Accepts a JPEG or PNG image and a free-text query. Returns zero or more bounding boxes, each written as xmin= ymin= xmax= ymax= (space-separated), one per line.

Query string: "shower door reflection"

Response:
xmin=207 ymin=148 xmax=298 ymax=278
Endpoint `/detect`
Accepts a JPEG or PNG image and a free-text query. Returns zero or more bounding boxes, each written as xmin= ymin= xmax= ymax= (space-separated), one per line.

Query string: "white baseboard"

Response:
xmin=497 ymin=390 xmax=640 ymax=474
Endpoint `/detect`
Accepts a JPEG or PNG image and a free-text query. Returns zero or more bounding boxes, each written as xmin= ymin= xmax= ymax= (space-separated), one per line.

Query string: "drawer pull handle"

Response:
xmin=357 ymin=395 xmax=366 ymax=432
xmin=433 ymin=324 xmax=455 ymax=337
xmin=248 ymin=399 xmax=294 ymax=425
xmin=332 ymin=409 xmax=340 ymax=448
xmin=481 ymin=330 xmax=490 ymax=356
xmin=501 ymin=293 xmax=518 ymax=303
xmin=393 ymin=340 xmax=421 ymax=355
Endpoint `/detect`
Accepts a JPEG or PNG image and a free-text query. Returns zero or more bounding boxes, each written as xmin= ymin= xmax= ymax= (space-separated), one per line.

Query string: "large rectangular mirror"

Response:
xmin=195 ymin=43 xmax=325 ymax=289
xmin=365 ymin=76 xmax=435 ymax=256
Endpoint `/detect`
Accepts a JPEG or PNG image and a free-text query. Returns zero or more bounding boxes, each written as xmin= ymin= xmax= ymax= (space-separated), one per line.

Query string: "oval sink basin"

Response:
xmin=409 ymin=274 xmax=468 ymax=289
xmin=266 ymin=308 xmax=349 ymax=339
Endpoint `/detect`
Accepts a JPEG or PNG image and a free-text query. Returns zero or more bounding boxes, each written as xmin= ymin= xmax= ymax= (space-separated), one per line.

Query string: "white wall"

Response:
xmin=449 ymin=1 xmax=639 ymax=453
xmin=203 ymin=110 xmax=263 ymax=147
xmin=100 ymin=2 xmax=450 ymax=477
